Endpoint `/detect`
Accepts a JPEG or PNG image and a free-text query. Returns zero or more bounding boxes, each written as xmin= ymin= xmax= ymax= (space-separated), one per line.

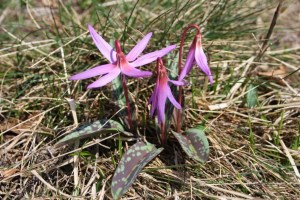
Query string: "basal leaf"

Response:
xmin=167 ymin=51 xmax=179 ymax=80
xmin=56 ymin=120 xmax=130 ymax=146
xmin=172 ymin=126 xmax=209 ymax=162
xmin=172 ymin=131 xmax=198 ymax=159
xmin=246 ymin=84 xmax=257 ymax=108
xmin=111 ymin=142 xmax=163 ymax=200
xmin=112 ymin=75 xmax=126 ymax=109
xmin=186 ymin=126 xmax=210 ymax=162
xmin=164 ymin=51 xmax=182 ymax=133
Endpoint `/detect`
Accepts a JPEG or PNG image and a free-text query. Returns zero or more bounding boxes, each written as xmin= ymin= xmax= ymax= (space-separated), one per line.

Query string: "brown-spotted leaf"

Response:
xmin=186 ymin=126 xmax=210 ymax=162
xmin=111 ymin=142 xmax=163 ymax=200
xmin=172 ymin=126 xmax=209 ymax=162
xmin=56 ymin=120 xmax=131 ymax=146
xmin=172 ymin=131 xmax=198 ymax=159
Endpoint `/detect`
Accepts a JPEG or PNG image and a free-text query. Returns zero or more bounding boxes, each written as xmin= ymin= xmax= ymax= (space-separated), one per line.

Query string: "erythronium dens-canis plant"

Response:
xmin=70 ymin=25 xmax=175 ymax=129
xmin=176 ymin=24 xmax=213 ymax=132
xmin=64 ymin=24 xmax=210 ymax=199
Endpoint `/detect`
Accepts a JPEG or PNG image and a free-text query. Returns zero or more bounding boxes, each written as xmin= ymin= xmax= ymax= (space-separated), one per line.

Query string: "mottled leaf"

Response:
xmin=246 ymin=84 xmax=257 ymax=108
xmin=172 ymin=126 xmax=209 ymax=162
xmin=112 ymin=75 xmax=126 ymax=109
xmin=111 ymin=142 xmax=163 ymax=200
xmin=167 ymin=51 xmax=179 ymax=80
xmin=56 ymin=120 xmax=131 ymax=146
xmin=185 ymin=126 xmax=210 ymax=162
xmin=172 ymin=131 xmax=196 ymax=159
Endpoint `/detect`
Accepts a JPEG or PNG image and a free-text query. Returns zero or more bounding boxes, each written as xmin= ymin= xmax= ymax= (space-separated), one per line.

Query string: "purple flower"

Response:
xmin=70 ymin=25 xmax=176 ymax=89
xmin=149 ymin=58 xmax=184 ymax=123
xmin=178 ymin=34 xmax=213 ymax=84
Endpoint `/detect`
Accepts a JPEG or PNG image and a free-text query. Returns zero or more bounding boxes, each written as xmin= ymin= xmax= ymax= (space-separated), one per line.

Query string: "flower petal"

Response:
xmin=178 ymin=43 xmax=195 ymax=81
xmin=69 ymin=64 xmax=116 ymax=80
xmin=167 ymin=87 xmax=181 ymax=109
xmin=88 ymin=25 xmax=117 ymax=63
xmin=148 ymin=81 xmax=158 ymax=104
xmin=157 ymin=86 xmax=168 ymax=123
xmin=87 ymin=69 xmax=120 ymax=89
xmin=121 ymin=64 xmax=152 ymax=78
xmin=195 ymin=46 xmax=214 ymax=84
xmin=149 ymin=82 xmax=159 ymax=116
xmin=169 ymin=80 xmax=185 ymax=86
xmin=131 ymin=45 xmax=176 ymax=67
xmin=126 ymin=32 xmax=152 ymax=62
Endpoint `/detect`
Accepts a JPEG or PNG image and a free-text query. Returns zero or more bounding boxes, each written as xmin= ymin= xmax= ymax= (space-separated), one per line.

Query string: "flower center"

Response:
xmin=115 ymin=40 xmax=123 ymax=54
xmin=115 ymin=40 xmax=128 ymax=68
xmin=157 ymin=58 xmax=168 ymax=84
xmin=195 ymin=34 xmax=202 ymax=48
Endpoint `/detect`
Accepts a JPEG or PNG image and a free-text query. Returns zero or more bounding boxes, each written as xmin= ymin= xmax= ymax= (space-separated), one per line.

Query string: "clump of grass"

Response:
xmin=1 ymin=0 xmax=300 ymax=199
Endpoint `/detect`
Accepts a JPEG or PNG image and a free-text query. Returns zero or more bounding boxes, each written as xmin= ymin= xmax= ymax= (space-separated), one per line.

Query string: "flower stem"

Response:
xmin=176 ymin=24 xmax=201 ymax=133
xmin=121 ymin=74 xmax=133 ymax=131
xmin=160 ymin=121 xmax=165 ymax=145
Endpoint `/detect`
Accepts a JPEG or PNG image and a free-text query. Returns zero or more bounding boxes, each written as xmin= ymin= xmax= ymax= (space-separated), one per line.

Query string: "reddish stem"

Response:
xmin=176 ymin=24 xmax=201 ymax=133
xmin=115 ymin=40 xmax=133 ymax=130
xmin=121 ymin=74 xmax=133 ymax=131
xmin=160 ymin=122 xmax=165 ymax=145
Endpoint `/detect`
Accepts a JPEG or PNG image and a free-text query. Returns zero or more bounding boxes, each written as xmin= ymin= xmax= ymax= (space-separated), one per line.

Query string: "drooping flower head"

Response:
xmin=178 ymin=34 xmax=213 ymax=84
xmin=149 ymin=58 xmax=184 ymax=123
xmin=70 ymin=25 xmax=176 ymax=89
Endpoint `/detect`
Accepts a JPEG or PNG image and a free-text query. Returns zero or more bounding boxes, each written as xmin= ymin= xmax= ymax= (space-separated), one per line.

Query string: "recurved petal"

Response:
xmin=131 ymin=45 xmax=176 ymax=67
xmin=178 ymin=44 xmax=195 ymax=81
xmin=167 ymin=87 xmax=181 ymax=109
xmin=69 ymin=63 xmax=116 ymax=80
xmin=195 ymin=46 xmax=213 ymax=84
xmin=169 ymin=80 xmax=185 ymax=86
xmin=121 ymin=64 xmax=152 ymax=78
xmin=126 ymin=32 xmax=152 ymax=62
xmin=87 ymin=69 xmax=120 ymax=89
xmin=88 ymin=25 xmax=117 ymax=63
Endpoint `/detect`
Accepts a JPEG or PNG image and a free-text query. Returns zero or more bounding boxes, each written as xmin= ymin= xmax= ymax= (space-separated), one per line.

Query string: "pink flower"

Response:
xmin=178 ymin=34 xmax=213 ymax=84
xmin=70 ymin=25 xmax=176 ymax=89
xmin=149 ymin=58 xmax=184 ymax=123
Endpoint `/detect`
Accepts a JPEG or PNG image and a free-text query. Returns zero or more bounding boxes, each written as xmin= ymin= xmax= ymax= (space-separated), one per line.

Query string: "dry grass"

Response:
xmin=0 ymin=0 xmax=299 ymax=199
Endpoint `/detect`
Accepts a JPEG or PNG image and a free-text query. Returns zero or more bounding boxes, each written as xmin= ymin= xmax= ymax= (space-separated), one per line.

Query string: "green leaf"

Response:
xmin=164 ymin=51 xmax=181 ymax=134
xmin=111 ymin=141 xmax=163 ymax=200
xmin=56 ymin=120 xmax=130 ymax=146
xmin=112 ymin=75 xmax=126 ymax=109
xmin=172 ymin=126 xmax=209 ymax=163
xmin=246 ymin=84 xmax=257 ymax=108
xmin=167 ymin=51 xmax=179 ymax=80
